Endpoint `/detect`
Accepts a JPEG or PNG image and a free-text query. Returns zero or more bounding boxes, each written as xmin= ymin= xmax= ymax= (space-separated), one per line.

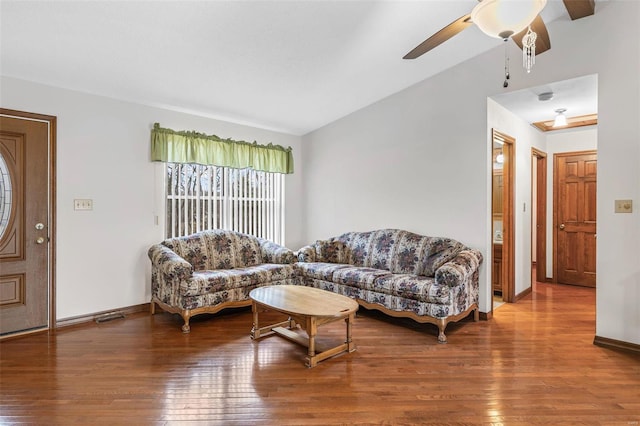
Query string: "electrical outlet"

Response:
xmin=614 ymin=199 xmax=632 ymax=213
xmin=74 ymin=199 xmax=93 ymax=211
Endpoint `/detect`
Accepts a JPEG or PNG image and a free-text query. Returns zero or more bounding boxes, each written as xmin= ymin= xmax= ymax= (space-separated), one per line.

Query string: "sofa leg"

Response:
xmin=473 ymin=307 xmax=479 ymax=322
xmin=150 ymin=300 xmax=156 ymax=315
xmin=181 ymin=312 xmax=191 ymax=333
xmin=437 ymin=318 xmax=448 ymax=344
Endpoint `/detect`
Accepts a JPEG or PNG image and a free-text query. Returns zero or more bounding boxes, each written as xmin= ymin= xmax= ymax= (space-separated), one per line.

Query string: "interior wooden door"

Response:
xmin=554 ymin=151 xmax=597 ymax=287
xmin=532 ymin=148 xmax=547 ymax=282
xmin=0 ymin=112 xmax=54 ymax=335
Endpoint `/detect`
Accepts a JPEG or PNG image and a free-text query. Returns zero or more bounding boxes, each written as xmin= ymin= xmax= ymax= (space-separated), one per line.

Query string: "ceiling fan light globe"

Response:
xmin=471 ymin=0 xmax=547 ymax=39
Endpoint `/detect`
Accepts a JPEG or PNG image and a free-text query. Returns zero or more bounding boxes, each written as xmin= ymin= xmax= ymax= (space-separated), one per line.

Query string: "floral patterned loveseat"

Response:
xmin=148 ymin=230 xmax=296 ymax=333
xmin=295 ymin=229 xmax=483 ymax=343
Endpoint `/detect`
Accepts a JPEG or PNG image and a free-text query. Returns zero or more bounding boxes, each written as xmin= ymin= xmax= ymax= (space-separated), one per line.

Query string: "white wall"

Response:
xmin=544 ymin=127 xmax=598 ymax=278
xmin=302 ymin=1 xmax=640 ymax=345
xmin=0 ymin=77 xmax=305 ymax=320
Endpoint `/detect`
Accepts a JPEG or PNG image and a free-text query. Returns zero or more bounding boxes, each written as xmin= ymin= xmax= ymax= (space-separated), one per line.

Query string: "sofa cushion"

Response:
xmin=305 ymin=280 xmax=455 ymax=318
xmin=181 ymin=264 xmax=295 ymax=296
xmin=331 ymin=229 xmax=465 ymax=277
xmin=332 ymin=266 xmax=392 ymax=290
xmin=162 ymin=230 xmax=271 ymax=270
xmin=295 ymin=262 xmax=350 ymax=281
xmin=373 ymin=274 xmax=451 ymax=305
xmin=368 ymin=229 xmax=402 ymax=271
xmin=315 ymin=240 xmax=348 ymax=263
xmin=388 ymin=231 xmax=428 ymax=275
xmin=420 ymin=238 xmax=465 ymax=277
xmin=180 ymin=279 xmax=298 ymax=310
xmin=341 ymin=231 xmax=375 ymax=267
xmin=250 ymin=263 xmax=297 ymax=282
xmin=162 ymin=232 xmax=215 ymax=271
xmin=163 ymin=231 xmax=237 ymax=270
xmin=232 ymin=233 xmax=263 ymax=267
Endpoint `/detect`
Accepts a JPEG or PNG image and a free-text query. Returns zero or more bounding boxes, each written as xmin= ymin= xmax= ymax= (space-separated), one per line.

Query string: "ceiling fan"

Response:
xmin=403 ymin=0 xmax=596 ymax=60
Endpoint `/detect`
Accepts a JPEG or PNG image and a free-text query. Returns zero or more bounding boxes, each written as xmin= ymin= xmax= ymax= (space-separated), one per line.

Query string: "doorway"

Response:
xmin=488 ymin=75 xmax=598 ymax=312
xmin=0 ymin=109 xmax=56 ymax=337
xmin=492 ymin=130 xmax=515 ymax=307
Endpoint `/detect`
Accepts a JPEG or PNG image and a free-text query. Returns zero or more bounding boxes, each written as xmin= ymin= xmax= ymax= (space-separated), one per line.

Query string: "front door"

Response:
xmin=555 ymin=151 xmax=597 ymax=287
xmin=0 ymin=111 xmax=54 ymax=335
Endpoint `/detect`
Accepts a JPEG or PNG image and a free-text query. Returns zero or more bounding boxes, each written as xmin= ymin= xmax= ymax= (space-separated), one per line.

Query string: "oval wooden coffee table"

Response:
xmin=249 ymin=285 xmax=359 ymax=368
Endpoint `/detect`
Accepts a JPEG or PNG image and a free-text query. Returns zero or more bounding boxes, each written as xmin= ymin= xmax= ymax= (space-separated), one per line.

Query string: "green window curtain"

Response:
xmin=150 ymin=123 xmax=294 ymax=174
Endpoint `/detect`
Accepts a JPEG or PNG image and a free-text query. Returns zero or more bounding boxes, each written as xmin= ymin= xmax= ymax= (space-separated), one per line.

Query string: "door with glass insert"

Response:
xmin=0 ymin=115 xmax=50 ymax=335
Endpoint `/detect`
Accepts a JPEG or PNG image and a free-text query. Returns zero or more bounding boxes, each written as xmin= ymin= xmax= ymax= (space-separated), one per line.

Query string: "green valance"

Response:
xmin=150 ymin=123 xmax=294 ymax=174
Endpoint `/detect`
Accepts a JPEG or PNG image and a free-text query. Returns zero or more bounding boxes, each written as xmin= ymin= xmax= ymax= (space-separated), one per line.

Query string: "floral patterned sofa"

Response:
xmin=148 ymin=230 xmax=296 ymax=333
xmin=295 ymin=229 xmax=483 ymax=343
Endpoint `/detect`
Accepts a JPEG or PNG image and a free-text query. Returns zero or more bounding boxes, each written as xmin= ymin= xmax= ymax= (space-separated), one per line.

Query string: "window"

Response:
xmin=152 ymin=123 xmax=293 ymax=244
xmin=165 ymin=163 xmax=285 ymax=244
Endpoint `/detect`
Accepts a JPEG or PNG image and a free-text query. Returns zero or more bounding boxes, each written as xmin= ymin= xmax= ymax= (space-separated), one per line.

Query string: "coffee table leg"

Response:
xmin=250 ymin=301 xmax=260 ymax=340
xmin=346 ymin=313 xmax=356 ymax=352
xmin=288 ymin=317 xmax=297 ymax=329
xmin=305 ymin=317 xmax=318 ymax=368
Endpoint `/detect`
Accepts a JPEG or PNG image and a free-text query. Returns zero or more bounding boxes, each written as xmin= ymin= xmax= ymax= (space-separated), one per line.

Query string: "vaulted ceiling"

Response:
xmin=1 ymin=1 xmax=596 ymax=135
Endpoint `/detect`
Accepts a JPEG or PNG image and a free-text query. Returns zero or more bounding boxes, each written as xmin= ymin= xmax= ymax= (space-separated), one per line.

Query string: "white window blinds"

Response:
xmin=166 ymin=163 xmax=285 ymax=244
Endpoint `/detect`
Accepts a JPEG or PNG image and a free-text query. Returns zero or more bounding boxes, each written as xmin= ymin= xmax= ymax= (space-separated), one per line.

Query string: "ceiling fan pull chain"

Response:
xmin=503 ymin=40 xmax=510 ymax=88
xmin=522 ymin=26 xmax=538 ymax=74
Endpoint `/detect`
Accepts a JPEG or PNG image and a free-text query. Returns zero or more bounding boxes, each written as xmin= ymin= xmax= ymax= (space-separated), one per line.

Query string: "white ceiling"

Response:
xmin=491 ymin=73 xmax=598 ymax=126
xmin=1 ymin=0 xmax=594 ymax=135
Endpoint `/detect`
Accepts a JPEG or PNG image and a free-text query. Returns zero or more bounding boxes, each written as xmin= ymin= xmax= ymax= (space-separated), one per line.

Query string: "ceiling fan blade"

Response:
xmin=512 ymin=14 xmax=551 ymax=55
xmin=403 ymin=14 xmax=472 ymax=59
xmin=562 ymin=0 xmax=595 ymax=20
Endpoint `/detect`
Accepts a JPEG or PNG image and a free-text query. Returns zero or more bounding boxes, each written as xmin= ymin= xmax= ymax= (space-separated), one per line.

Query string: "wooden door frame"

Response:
xmin=553 ymin=149 xmax=597 ymax=285
xmin=532 ymin=148 xmax=547 ymax=282
xmin=0 ymin=108 xmax=56 ymax=336
xmin=493 ymin=130 xmax=515 ymax=304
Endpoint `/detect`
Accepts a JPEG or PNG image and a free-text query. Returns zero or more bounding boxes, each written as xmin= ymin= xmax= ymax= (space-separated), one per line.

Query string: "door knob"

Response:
xmin=36 ymin=237 xmax=45 ymax=244
xmin=559 ymin=223 xmax=565 ymax=230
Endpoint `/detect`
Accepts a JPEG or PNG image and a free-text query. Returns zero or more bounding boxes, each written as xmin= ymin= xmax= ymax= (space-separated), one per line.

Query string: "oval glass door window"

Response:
xmin=0 ymin=151 xmax=12 ymax=240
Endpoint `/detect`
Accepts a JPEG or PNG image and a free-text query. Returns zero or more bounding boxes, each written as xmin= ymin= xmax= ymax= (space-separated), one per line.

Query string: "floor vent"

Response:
xmin=95 ymin=311 xmax=125 ymax=324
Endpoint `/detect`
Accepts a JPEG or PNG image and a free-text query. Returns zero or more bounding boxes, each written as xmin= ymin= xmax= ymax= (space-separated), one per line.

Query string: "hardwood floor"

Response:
xmin=1 ymin=282 xmax=639 ymax=425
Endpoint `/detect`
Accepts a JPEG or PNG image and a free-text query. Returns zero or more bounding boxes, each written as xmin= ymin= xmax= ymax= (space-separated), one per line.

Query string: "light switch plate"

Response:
xmin=614 ymin=199 xmax=632 ymax=213
xmin=74 ymin=199 xmax=93 ymax=211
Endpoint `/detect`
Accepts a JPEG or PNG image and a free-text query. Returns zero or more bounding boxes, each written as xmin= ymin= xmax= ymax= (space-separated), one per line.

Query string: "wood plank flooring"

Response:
xmin=1 ymin=281 xmax=639 ymax=425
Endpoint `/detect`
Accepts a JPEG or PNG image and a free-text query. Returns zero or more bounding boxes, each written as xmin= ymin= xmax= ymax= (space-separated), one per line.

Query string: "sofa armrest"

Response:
xmin=148 ymin=244 xmax=194 ymax=280
xmin=259 ymin=239 xmax=296 ymax=264
xmin=435 ymin=249 xmax=483 ymax=289
xmin=296 ymin=245 xmax=316 ymax=262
